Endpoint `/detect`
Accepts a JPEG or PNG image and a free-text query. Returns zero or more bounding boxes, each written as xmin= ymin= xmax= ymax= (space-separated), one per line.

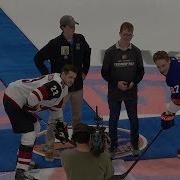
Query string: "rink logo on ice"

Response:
xmin=33 ymin=141 xmax=74 ymax=159
xmin=33 ymin=128 xmax=74 ymax=159
xmin=112 ymin=128 xmax=147 ymax=159
xmin=33 ymin=127 xmax=147 ymax=159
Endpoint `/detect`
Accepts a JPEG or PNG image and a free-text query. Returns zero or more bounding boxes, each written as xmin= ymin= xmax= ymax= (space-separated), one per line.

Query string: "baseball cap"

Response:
xmin=60 ymin=15 xmax=79 ymax=27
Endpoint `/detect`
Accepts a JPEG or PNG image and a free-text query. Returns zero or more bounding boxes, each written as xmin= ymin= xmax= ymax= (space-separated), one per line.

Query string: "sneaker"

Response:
xmin=108 ymin=146 xmax=121 ymax=157
xmin=177 ymin=149 xmax=180 ymax=158
xmin=29 ymin=161 xmax=38 ymax=170
xmin=132 ymin=149 xmax=140 ymax=157
xmin=108 ymin=144 xmax=118 ymax=153
xmin=15 ymin=169 xmax=38 ymax=180
xmin=109 ymin=140 xmax=118 ymax=153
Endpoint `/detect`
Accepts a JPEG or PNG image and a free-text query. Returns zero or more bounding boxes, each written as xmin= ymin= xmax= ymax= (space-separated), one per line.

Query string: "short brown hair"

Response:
xmin=61 ymin=64 xmax=78 ymax=74
xmin=72 ymin=123 xmax=95 ymax=143
xmin=120 ymin=22 xmax=134 ymax=33
xmin=153 ymin=51 xmax=170 ymax=63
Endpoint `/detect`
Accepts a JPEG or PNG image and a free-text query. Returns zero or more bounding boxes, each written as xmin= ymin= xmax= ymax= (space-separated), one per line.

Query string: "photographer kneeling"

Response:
xmin=61 ymin=123 xmax=114 ymax=180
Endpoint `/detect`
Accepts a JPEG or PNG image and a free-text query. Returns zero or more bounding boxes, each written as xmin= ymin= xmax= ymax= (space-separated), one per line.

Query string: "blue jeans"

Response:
xmin=108 ymin=98 xmax=139 ymax=150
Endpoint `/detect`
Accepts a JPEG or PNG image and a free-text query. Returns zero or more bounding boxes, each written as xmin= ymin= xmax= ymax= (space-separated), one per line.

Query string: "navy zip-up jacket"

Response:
xmin=34 ymin=33 xmax=91 ymax=92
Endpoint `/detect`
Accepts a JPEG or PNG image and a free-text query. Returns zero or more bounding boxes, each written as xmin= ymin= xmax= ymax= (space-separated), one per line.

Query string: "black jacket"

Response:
xmin=101 ymin=43 xmax=144 ymax=100
xmin=34 ymin=33 xmax=91 ymax=92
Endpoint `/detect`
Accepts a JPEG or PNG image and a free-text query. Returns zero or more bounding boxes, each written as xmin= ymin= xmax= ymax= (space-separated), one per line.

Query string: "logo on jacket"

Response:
xmin=122 ymin=54 xmax=128 ymax=60
xmin=61 ymin=46 xmax=69 ymax=55
xmin=76 ymin=43 xmax=80 ymax=50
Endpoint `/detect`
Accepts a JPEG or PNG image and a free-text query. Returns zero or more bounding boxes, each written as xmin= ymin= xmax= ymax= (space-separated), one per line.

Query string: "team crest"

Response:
xmin=33 ymin=141 xmax=75 ymax=159
xmin=33 ymin=127 xmax=147 ymax=159
xmin=111 ymin=128 xmax=147 ymax=159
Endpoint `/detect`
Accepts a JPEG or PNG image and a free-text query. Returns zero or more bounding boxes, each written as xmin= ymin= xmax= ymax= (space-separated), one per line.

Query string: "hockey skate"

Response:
xmin=15 ymin=168 xmax=39 ymax=180
xmin=29 ymin=161 xmax=39 ymax=170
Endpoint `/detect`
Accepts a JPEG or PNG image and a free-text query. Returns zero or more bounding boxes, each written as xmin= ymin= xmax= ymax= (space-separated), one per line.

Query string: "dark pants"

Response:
xmin=108 ymin=98 xmax=139 ymax=150
xmin=3 ymin=94 xmax=37 ymax=171
xmin=3 ymin=94 xmax=37 ymax=133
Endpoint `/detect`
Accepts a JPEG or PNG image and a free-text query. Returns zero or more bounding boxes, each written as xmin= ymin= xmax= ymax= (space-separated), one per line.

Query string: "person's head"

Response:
xmin=119 ymin=22 xmax=134 ymax=44
xmin=153 ymin=51 xmax=170 ymax=76
xmin=72 ymin=123 xmax=95 ymax=144
xmin=61 ymin=64 xmax=77 ymax=87
xmin=72 ymin=123 xmax=106 ymax=157
xmin=60 ymin=15 xmax=79 ymax=39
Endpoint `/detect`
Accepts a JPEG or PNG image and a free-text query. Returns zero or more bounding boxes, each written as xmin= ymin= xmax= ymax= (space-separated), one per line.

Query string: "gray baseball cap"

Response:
xmin=60 ymin=15 xmax=79 ymax=27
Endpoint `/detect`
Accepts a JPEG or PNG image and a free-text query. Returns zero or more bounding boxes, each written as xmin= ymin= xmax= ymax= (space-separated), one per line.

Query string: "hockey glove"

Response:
xmin=161 ymin=111 xmax=175 ymax=129
xmin=54 ymin=120 xmax=69 ymax=144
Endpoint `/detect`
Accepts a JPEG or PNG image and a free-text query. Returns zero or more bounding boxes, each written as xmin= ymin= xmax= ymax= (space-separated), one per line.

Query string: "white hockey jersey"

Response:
xmin=5 ymin=73 xmax=68 ymax=112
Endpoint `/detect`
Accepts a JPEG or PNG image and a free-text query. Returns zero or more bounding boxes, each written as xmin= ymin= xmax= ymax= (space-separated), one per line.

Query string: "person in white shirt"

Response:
xmin=3 ymin=64 xmax=77 ymax=180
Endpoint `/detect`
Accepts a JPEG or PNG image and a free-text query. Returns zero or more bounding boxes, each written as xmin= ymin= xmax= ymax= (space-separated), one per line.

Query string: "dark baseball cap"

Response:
xmin=60 ymin=15 xmax=79 ymax=27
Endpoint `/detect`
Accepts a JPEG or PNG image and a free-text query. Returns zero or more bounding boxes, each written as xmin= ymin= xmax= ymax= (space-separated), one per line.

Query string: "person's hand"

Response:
xmin=128 ymin=82 xmax=134 ymax=89
xmin=82 ymin=73 xmax=86 ymax=80
xmin=117 ymin=81 xmax=129 ymax=91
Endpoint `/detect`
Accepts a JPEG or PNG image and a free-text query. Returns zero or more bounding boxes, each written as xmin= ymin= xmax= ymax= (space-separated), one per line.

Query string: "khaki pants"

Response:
xmin=44 ymin=89 xmax=83 ymax=161
xmin=63 ymin=89 xmax=83 ymax=128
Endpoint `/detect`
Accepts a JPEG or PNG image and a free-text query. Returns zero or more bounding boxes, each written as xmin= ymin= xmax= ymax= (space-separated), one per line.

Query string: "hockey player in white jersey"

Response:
xmin=3 ymin=64 xmax=77 ymax=180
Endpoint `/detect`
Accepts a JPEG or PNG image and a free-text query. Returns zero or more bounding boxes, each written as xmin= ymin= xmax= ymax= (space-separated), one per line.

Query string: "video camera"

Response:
xmin=90 ymin=106 xmax=110 ymax=156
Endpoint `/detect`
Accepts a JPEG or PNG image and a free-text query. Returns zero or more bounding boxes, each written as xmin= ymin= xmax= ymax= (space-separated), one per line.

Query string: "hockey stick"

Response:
xmin=108 ymin=128 xmax=163 ymax=180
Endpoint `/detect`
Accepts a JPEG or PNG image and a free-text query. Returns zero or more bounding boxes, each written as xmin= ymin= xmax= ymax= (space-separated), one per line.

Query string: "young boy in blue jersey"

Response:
xmin=153 ymin=51 xmax=180 ymax=157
